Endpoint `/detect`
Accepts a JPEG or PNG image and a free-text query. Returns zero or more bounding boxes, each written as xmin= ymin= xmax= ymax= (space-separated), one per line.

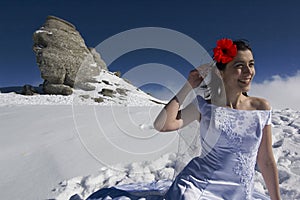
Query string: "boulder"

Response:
xmin=32 ymin=15 xmax=106 ymax=95
xmin=99 ymin=88 xmax=115 ymax=97
xmin=21 ymin=84 xmax=38 ymax=95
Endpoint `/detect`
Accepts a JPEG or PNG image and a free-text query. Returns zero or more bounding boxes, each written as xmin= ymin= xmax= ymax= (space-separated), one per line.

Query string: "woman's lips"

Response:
xmin=238 ymin=78 xmax=251 ymax=84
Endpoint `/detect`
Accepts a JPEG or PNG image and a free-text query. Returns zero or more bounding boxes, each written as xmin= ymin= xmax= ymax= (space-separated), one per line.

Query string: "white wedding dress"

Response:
xmin=87 ymin=95 xmax=272 ymax=200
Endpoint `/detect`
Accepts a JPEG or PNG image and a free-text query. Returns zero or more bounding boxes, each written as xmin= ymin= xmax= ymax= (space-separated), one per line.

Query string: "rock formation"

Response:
xmin=21 ymin=84 xmax=38 ymax=95
xmin=33 ymin=15 xmax=107 ymax=95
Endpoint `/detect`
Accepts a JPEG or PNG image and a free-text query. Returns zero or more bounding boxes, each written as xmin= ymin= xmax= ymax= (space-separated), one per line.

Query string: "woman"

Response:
xmin=155 ymin=39 xmax=281 ymax=200
xmin=87 ymin=39 xmax=281 ymax=200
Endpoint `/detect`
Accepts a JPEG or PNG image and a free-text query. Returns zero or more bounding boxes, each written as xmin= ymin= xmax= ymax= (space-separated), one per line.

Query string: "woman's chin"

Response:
xmin=240 ymin=84 xmax=251 ymax=93
xmin=242 ymin=86 xmax=251 ymax=93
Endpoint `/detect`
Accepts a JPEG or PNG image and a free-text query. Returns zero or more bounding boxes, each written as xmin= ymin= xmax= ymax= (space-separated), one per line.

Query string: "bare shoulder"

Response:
xmin=248 ymin=96 xmax=271 ymax=111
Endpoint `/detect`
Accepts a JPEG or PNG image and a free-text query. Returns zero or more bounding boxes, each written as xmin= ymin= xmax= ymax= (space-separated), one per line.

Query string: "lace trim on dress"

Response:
xmin=233 ymin=152 xmax=256 ymax=200
xmin=214 ymin=108 xmax=242 ymax=147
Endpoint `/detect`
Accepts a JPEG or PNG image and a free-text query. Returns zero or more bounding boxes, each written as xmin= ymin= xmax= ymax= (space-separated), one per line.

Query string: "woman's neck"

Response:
xmin=225 ymin=90 xmax=245 ymax=109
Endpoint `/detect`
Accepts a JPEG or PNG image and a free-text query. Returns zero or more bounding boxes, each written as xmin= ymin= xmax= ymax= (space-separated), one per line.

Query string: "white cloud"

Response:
xmin=250 ymin=71 xmax=300 ymax=111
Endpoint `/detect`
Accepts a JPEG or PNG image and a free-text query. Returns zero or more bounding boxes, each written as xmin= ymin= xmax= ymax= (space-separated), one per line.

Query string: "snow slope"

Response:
xmin=0 ymin=70 xmax=299 ymax=200
xmin=0 ymin=103 xmax=179 ymax=200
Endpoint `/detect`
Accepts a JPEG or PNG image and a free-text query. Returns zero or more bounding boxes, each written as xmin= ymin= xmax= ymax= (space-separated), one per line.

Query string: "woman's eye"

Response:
xmin=234 ymin=64 xmax=243 ymax=68
xmin=249 ymin=63 xmax=255 ymax=67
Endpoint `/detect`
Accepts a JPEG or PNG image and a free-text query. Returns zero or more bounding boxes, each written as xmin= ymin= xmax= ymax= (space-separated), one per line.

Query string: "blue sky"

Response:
xmin=0 ymin=0 xmax=300 ymax=108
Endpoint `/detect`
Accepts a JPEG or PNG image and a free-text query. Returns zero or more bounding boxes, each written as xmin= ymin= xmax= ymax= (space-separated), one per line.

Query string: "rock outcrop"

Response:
xmin=21 ymin=84 xmax=38 ymax=95
xmin=33 ymin=15 xmax=107 ymax=95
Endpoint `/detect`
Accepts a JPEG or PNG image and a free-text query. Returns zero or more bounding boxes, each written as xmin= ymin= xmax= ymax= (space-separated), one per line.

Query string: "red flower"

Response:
xmin=213 ymin=38 xmax=237 ymax=64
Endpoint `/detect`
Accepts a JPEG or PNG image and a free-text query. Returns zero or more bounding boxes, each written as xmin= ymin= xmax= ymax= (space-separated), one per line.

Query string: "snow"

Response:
xmin=0 ymin=70 xmax=299 ymax=200
xmin=35 ymin=29 xmax=53 ymax=35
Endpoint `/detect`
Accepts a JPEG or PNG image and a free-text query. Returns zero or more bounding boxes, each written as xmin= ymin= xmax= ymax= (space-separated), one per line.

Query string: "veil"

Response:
xmin=173 ymin=62 xmax=227 ymax=178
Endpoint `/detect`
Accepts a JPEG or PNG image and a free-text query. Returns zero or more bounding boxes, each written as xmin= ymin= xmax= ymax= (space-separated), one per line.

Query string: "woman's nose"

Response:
xmin=243 ymin=65 xmax=252 ymax=74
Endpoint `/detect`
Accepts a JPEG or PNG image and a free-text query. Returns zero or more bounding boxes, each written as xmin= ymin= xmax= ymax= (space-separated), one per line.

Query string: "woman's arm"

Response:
xmin=257 ymin=124 xmax=281 ymax=200
xmin=153 ymin=68 xmax=203 ymax=132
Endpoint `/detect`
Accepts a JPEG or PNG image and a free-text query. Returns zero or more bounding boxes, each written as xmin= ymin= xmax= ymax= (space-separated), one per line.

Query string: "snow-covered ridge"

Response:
xmin=0 ymin=69 xmax=166 ymax=106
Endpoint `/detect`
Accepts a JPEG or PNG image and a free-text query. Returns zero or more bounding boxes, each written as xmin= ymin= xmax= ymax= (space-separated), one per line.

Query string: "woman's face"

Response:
xmin=220 ymin=49 xmax=255 ymax=93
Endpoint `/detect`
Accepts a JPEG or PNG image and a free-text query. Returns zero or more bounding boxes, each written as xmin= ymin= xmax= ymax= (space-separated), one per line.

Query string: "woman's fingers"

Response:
xmin=196 ymin=63 xmax=211 ymax=71
xmin=187 ymin=63 xmax=212 ymax=88
xmin=188 ymin=69 xmax=203 ymax=88
xmin=196 ymin=63 xmax=212 ymax=78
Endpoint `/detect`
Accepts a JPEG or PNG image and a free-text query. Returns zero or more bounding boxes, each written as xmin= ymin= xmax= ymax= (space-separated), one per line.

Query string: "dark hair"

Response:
xmin=216 ymin=39 xmax=252 ymax=71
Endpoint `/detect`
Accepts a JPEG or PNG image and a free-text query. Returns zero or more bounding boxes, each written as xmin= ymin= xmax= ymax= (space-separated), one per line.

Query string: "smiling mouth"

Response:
xmin=238 ymin=78 xmax=251 ymax=84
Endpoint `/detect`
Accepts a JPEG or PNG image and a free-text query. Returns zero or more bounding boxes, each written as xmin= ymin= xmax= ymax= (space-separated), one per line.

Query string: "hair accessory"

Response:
xmin=213 ymin=38 xmax=237 ymax=64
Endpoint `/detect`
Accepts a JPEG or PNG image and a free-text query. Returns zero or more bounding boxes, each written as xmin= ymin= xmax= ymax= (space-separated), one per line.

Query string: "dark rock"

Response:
xmin=69 ymin=194 xmax=83 ymax=200
xmin=272 ymin=139 xmax=284 ymax=148
xmin=93 ymin=97 xmax=104 ymax=103
xmin=114 ymin=71 xmax=121 ymax=77
xmin=43 ymin=81 xmax=73 ymax=95
xmin=102 ymin=80 xmax=111 ymax=85
xmin=21 ymin=84 xmax=37 ymax=95
xmin=99 ymin=88 xmax=115 ymax=97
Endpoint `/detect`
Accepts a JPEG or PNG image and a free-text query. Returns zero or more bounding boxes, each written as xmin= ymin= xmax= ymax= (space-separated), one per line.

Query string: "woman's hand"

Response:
xmin=187 ymin=63 xmax=212 ymax=89
xmin=187 ymin=68 xmax=203 ymax=89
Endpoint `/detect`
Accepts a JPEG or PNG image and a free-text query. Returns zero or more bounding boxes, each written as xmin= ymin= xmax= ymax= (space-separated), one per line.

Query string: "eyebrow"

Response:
xmin=234 ymin=59 xmax=255 ymax=64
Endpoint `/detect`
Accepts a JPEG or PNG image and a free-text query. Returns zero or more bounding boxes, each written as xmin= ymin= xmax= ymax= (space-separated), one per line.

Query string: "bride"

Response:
xmin=87 ymin=39 xmax=281 ymax=200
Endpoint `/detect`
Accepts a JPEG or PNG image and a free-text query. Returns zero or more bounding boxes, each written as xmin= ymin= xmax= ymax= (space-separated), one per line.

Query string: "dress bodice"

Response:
xmin=197 ymin=95 xmax=271 ymax=154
